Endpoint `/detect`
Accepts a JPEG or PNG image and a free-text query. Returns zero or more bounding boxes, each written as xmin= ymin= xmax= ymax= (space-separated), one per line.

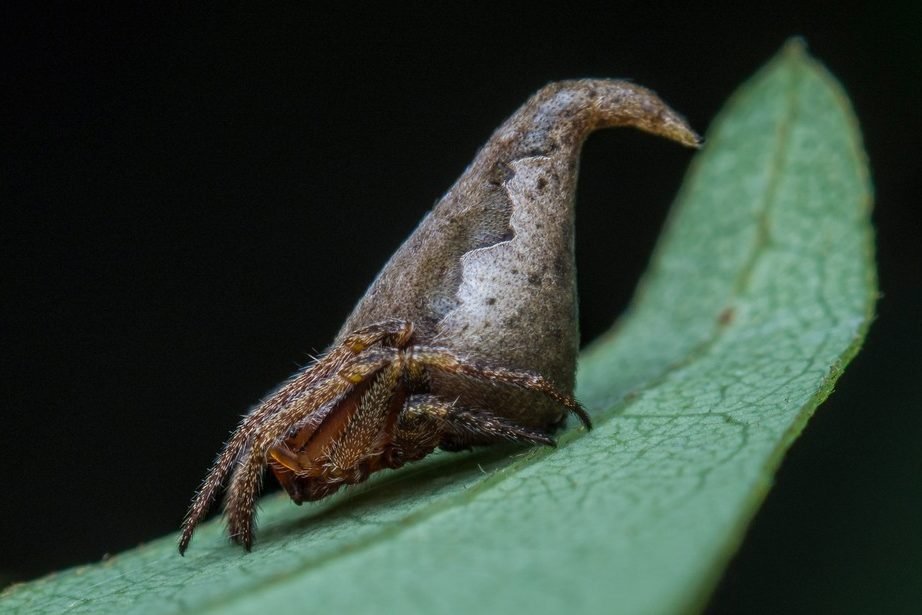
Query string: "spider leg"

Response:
xmin=399 ymin=394 xmax=556 ymax=451
xmin=223 ymin=446 xmax=265 ymax=548
xmin=442 ymin=405 xmax=557 ymax=448
xmin=179 ymin=351 xmax=353 ymax=553
xmin=180 ymin=345 xmax=389 ymax=554
xmin=341 ymin=319 xmax=414 ymax=352
xmin=179 ymin=427 xmax=251 ymax=554
xmin=221 ymin=346 xmax=398 ymax=550
xmin=406 ymin=346 xmax=593 ymax=430
xmin=179 ymin=320 xmax=415 ymax=554
xmin=221 ymin=391 xmax=356 ymax=549
xmin=337 ymin=347 xmax=393 ymax=384
xmin=321 ymin=362 xmax=404 ymax=481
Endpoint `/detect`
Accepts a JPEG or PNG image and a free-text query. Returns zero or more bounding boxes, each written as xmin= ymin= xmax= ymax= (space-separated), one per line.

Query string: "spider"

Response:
xmin=178 ymin=318 xmax=591 ymax=553
xmin=178 ymin=77 xmax=697 ymax=554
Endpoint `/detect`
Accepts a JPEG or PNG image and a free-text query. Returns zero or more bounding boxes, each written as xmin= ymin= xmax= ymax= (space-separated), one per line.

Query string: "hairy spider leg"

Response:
xmin=322 ymin=362 xmax=406 ymax=481
xmin=178 ymin=322 xmax=410 ymax=554
xmin=269 ymin=361 xmax=404 ymax=481
xmin=404 ymin=346 xmax=592 ymax=430
xmin=399 ymin=394 xmax=557 ymax=452
xmin=222 ymin=348 xmax=394 ymax=549
xmin=267 ymin=353 xmax=424 ymax=503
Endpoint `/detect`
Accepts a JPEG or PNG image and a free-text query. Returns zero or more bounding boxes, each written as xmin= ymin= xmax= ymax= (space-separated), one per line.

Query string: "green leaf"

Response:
xmin=2 ymin=40 xmax=875 ymax=615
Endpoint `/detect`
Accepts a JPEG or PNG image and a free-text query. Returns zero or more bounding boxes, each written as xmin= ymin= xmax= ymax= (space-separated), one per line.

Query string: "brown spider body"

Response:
xmin=179 ymin=79 xmax=698 ymax=554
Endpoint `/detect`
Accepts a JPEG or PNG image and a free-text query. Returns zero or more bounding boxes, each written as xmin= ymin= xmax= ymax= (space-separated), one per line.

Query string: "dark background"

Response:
xmin=3 ymin=2 xmax=920 ymax=613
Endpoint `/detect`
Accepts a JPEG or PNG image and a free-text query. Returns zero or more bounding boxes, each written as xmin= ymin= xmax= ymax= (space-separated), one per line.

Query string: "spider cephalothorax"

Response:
xmin=179 ymin=79 xmax=697 ymax=553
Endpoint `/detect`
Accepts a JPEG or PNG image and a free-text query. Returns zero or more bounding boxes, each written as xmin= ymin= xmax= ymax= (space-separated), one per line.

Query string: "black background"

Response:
xmin=3 ymin=3 xmax=920 ymax=613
